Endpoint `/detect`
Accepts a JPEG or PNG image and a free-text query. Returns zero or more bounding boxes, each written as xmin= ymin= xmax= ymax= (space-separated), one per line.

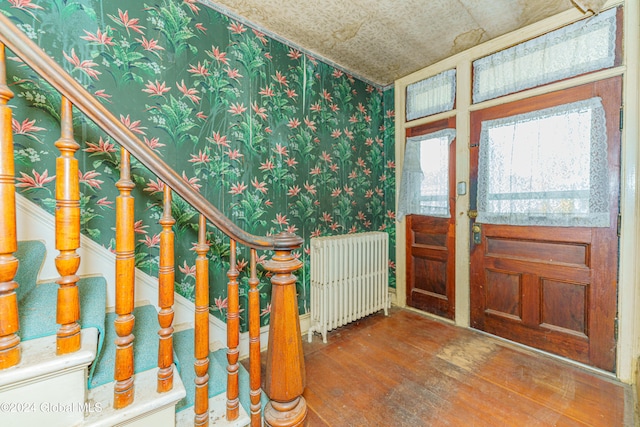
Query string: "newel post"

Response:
xmin=263 ymin=232 xmax=306 ymax=427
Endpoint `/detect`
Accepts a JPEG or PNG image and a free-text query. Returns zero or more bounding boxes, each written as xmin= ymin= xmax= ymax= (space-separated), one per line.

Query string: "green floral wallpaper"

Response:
xmin=1 ymin=0 xmax=396 ymax=327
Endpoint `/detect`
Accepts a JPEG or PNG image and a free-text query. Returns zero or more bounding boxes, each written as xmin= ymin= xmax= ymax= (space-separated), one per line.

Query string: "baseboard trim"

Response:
xmin=299 ymin=313 xmax=311 ymax=337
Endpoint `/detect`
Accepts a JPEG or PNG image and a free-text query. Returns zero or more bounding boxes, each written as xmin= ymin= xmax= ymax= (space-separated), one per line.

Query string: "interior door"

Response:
xmin=469 ymin=77 xmax=621 ymax=371
xmin=406 ymin=117 xmax=456 ymax=320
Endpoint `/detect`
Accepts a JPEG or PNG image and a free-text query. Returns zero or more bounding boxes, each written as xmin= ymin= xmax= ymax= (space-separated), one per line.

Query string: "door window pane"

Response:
xmin=397 ymin=129 xmax=455 ymax=220
xmin=476 ymin=97 xmax=609 ymax=227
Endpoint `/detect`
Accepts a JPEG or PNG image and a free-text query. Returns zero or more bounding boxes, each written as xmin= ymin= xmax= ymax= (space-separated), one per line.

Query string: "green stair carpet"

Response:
xmin=89 ymin=304 xmax=160 ymax=389
xmin=173 ymin=328 xmax=227 ymax=412
xmin=16 ymin=240 xmax=108 ymax=383
xmin=14 ymin=240 xmax=255 ymax=416
xmin=173 ymin=328 xmax=265 ymax=414
xmin=210 ymin=345 xmax=265 ymax=415
xmin=14 ymin=240 xmax=46 ymax=303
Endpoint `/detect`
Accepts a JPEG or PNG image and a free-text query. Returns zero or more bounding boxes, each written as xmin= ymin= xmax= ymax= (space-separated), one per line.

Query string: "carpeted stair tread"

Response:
xmin=210 ymin=346 xmax=265 ymax=416
xmin=18 ymin=276 xmax=107 ymax=381
xmin=89 ymin=304 xmax=160 ymax=389
xmin=14 ymin=240 xmax=46 ymax=303
xmin=174 ymin=328 xmax=227 ymax=412
xmin=18 ymin=276 xmax=107 ymax=343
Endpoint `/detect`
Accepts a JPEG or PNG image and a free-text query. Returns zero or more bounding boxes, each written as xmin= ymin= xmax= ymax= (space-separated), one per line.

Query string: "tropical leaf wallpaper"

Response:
xmin=1 ymin=0 xmax=396 ymax=328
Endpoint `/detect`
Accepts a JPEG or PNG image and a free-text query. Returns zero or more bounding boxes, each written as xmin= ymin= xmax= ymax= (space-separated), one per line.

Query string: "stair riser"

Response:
xmin=85 ymin=366 xmax=185 ymax=427
xmin=122 ymin=406 xmax=177 ymax=427
xmin=0 ymin=366 xmax=88 ymax=427
xmin=175 ymin=392 xmax=250 ymax=427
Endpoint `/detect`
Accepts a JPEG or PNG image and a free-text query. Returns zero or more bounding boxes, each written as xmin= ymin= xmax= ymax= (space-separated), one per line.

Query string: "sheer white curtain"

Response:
xmin=476 ymin=97 xmax=609 ymax=227
xmin=406 ymin=69 xmax=456 ymax=121
xmin=397 ymin=129 xmax=455 ymax=221
xmin=473 ymin=7 xmax=617 ymax=103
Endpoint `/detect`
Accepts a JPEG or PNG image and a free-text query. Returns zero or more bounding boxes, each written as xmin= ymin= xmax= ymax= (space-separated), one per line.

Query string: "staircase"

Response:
xmin=1 ymin=238 xmax=255 ymax=426
xmin=0 ymin=12 xmax=306 ymax=427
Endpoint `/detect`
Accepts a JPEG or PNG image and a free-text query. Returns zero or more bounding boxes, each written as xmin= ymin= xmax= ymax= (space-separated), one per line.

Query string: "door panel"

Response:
xmin=406 ymin=117 xmax=456 ymax=319
xmin=470 ymin=77 xmax=621 ymax=371
xmin=407 ymin=215 xmax=454 ymax=317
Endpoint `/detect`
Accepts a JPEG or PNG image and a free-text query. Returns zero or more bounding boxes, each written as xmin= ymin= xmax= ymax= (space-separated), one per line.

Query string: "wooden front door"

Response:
xmin=469 ymin=77 xmax=621 ymax=371
xmin=406 ymin=117 xmax=456 ymax=320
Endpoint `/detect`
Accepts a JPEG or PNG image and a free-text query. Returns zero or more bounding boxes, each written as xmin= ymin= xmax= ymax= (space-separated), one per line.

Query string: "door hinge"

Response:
xmin=619 ymin=106 xmax=623 ymax=130
xmin=614 ymin=317 xmax=619 ymax=339
xmin=617 ymin=213 xmax=622 ymax=237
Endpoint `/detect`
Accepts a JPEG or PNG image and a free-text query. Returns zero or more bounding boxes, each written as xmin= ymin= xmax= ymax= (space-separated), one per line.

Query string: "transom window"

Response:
xmin=473 ymin=7 xmax=618 ymax=103
xmin=406 ymin=70 xmax=456 ymax=121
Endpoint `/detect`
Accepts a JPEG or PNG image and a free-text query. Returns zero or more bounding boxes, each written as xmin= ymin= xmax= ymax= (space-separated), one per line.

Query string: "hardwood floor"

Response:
xmin=300 ymin=308 xmax=633 ymax=427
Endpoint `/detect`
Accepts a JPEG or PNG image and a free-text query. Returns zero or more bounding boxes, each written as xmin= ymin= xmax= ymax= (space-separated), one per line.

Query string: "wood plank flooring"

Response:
xmin=301 ymin=308 xmax=633 ymax=427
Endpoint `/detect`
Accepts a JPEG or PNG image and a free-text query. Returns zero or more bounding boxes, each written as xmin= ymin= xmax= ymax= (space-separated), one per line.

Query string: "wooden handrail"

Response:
xmin=0 ymin=13 xmax=301 ymax=251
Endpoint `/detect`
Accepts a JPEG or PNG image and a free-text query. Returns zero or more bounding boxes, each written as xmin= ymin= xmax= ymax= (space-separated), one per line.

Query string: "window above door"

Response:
xmin=473 ymin=7 xmax=621 ymax=103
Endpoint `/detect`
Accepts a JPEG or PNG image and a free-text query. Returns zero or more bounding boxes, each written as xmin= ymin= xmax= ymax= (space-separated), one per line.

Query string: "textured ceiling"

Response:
xmin=200 ymin=0 xmax=579 ymax=87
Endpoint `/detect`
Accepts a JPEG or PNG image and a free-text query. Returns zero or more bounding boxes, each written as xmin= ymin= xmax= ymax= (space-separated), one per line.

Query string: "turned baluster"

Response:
xmin=157 ymin=185 xmax=175 ymax=392
xmin=194 ymin=214 xmax=210 ymax=426
xmin=248 ymin=249 xmax=262 ymax=426
xmin=226 ymin=239 xmax=240 ymax=421
xmin=54 ymin=97 xmax=81 ymax=355
xmin=0 ymin=42 xmax=20 ymax=369
xmin=263 ymin=233 xmax=306 ymax=427
xmin=114 ymin=148 xmax=136 ymax=409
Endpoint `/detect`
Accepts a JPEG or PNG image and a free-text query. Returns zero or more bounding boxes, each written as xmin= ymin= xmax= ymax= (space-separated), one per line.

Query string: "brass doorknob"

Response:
xmin=468 ymin=210 xmax=478 ymax=219
xmin=471 ymin=222 xmax=482 ymax=245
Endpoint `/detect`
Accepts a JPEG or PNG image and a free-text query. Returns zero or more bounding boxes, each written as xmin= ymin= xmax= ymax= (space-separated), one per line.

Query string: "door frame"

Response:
xmin=405 ymin=117 xmax=457 ymax=319
xmin=394 ymin=1 xmax=638 ymax=381
xmin=468 ymin=77 xmax=622 ymax=371
xmin=470 ymin=76 xmax=622 ymax=372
